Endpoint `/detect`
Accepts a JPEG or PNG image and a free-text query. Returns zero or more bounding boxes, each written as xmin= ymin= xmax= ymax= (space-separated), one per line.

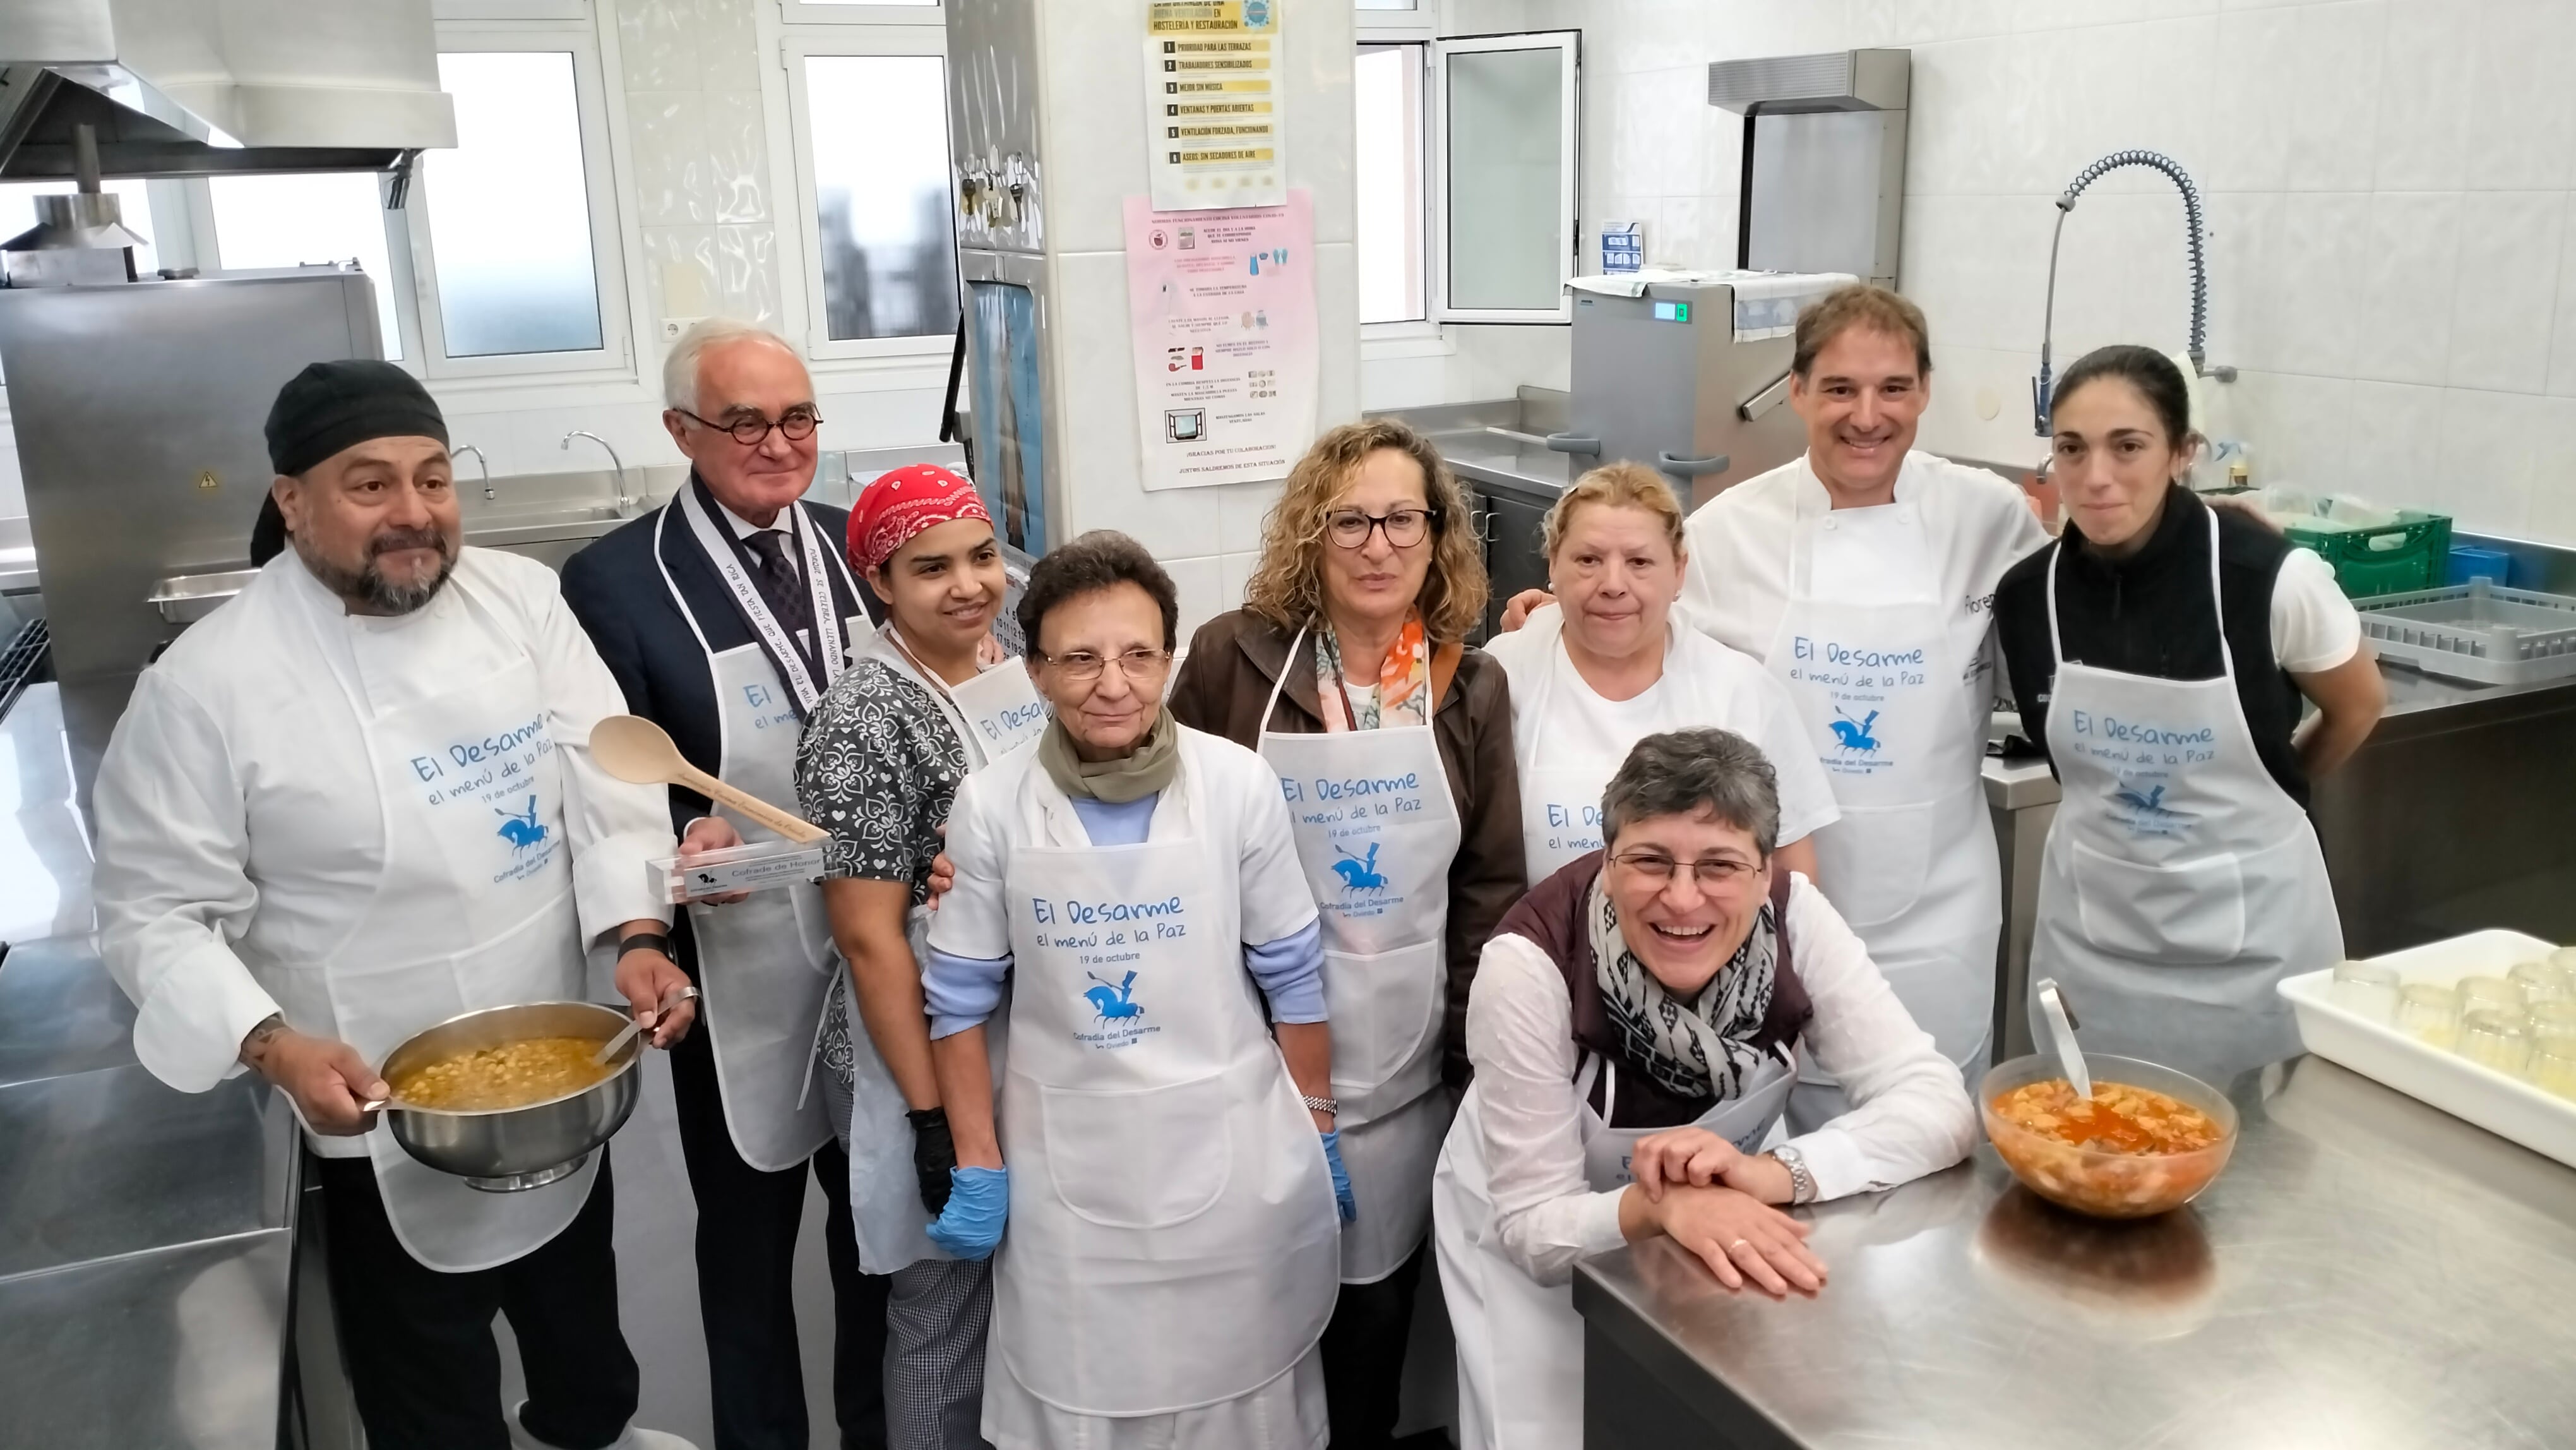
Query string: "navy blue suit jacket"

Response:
xmin=559 ymin=488 xmax=880 ymax=839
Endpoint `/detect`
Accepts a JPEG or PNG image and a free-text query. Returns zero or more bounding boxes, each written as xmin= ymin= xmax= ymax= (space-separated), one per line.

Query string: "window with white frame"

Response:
xmin=1434 ymin=31 xmax=1580 ymax=324
xmin=1355 ymin=23 xmax=1578 ymax=328
xmin=777 ymin=16 xmax=961 ymax=361
xmin=194 ymin=19 xmax=628 ymax=377
xmin=1354 ymin=44 xmax=1426 ymax=325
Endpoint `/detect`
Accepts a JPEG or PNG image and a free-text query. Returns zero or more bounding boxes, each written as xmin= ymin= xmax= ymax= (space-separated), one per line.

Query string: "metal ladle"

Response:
xmin=588 ymin=715 xmax=827 ymax=844
xmin=2033 ymin=976 xmax=2092 ymax=1099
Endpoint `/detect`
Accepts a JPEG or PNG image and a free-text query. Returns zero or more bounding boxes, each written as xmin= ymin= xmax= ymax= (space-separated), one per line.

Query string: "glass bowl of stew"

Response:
xmin=1979 ymin=1054 xmax=2239 ymax=1219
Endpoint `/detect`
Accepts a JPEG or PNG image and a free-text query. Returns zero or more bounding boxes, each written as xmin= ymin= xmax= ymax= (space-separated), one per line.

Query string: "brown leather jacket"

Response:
xmin=1168 ymin=608 xmax=1527 ymax=1089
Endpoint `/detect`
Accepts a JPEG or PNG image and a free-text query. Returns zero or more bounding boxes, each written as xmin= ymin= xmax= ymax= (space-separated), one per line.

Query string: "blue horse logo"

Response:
xmin=494 ymin=795 xmax=550 ymax=854
xmin=1082 ymin=971 xmax=1143 ymax=1025
xmin=2112 ymin=782 xmax=2186 ymax=819
xmin=1332 ymin=842 xmax=1389 ymax=893
xmin=1828 ymin=708 xmax=1881 ymax=753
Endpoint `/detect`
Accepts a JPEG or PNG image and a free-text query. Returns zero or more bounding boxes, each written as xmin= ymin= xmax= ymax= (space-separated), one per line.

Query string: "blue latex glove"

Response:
xmin=926 ymin=1165 xmax=1009 ymax=1259
xmin=1321 ymin=1130 xmax=1356 ymax=1223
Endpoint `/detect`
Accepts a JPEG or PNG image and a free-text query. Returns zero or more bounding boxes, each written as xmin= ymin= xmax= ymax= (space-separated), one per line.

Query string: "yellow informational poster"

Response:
xmin=1143 ymin=0 xmax=1284 ymax=211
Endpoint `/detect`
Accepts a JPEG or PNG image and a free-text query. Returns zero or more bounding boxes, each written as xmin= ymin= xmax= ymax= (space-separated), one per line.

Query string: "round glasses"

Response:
xmin=1036 ymin=646 xmax=1171 ymax=684
xmin=1325 ymin=508 xmax=1432 ymax=549
xmin=677 ymin=407 xmax=822 ymax=446
xmin=1606 ymin=851 xmax=1760 ymax=888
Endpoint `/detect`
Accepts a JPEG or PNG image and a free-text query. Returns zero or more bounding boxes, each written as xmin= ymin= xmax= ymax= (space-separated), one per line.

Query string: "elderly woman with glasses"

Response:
xmin=920 ymin=530 xmax=1347 ymax=1450
xmin=1433 ymin=728 xmax=1974 ymax=1449
xmin=1168 ymin=418 xmax=1524 ymax=1448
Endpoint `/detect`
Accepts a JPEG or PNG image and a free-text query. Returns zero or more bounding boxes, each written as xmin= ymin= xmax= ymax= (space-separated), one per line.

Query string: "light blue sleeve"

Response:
xmin=1245 ymin=919 xmax=1326 ymax=1025
xmin=925 ymin=946 xmax=1012 ymax=1040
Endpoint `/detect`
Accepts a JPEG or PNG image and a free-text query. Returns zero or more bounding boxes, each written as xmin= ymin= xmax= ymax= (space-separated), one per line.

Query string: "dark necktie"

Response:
xmin=739 ymin=528 xmax=814 ymax=642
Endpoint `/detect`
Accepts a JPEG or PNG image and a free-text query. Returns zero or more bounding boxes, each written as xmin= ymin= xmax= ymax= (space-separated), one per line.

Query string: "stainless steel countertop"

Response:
xmin=1576 ymin=1055 xmax=2576 ymax=1449
xmin=0 ymin=685 xmax=295 ymax=1449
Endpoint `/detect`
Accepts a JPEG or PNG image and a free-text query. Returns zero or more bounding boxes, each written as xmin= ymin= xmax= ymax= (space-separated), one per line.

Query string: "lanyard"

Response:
xmin=677 ymin=481 xmax=846 ymax=717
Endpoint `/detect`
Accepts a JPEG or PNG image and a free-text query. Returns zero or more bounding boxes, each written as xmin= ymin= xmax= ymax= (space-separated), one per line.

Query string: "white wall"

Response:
xmin=1031 ymin=0 xmax=1362 ymax=634
xmin=1404 ymin=0 xmax=2576 ymax=547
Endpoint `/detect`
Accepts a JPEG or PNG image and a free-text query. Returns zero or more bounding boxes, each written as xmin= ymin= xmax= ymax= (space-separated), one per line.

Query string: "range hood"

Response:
xmin=0 ymin=0 xmax=455 ymax=180
xmin=1707 ymin=49 xmax=1909 ymax=115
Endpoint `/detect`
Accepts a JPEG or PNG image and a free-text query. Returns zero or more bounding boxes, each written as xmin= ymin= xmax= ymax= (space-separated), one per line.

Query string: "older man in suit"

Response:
xmin=561 ymin=320 xmax=888 ymax=1450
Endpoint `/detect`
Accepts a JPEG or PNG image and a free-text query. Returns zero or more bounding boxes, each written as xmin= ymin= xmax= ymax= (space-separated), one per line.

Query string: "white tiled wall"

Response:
xmin=1030 ymin=0 xmax=1363 ymax=635
xmin=1412 ymin=0 xmax=2576 ymax=547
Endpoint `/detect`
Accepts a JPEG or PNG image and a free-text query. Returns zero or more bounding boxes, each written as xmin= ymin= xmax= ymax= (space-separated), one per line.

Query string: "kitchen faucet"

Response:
xmin=452 ymin=443 xmax=492 ymax=502
xmin=2032 ymin=149 xmax=2236 ymax=439
xmin=561 ymin=430 xmax=636 ymax=518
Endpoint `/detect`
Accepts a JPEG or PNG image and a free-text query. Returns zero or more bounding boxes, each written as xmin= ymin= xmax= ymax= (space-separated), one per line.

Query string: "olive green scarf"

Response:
xmin=1036 ymin=708 xmax=1181 ymax=803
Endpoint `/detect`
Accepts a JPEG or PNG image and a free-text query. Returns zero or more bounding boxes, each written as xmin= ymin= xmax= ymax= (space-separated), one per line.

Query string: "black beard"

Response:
xmin=297 ymin=526 xmax=458 ymax=614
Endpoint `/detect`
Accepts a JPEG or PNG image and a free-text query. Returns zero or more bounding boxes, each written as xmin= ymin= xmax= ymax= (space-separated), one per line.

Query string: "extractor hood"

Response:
xmin=1707 ymin=49 xmax=1909 ymax=116
xmin=0 ymin=0 xmax=455 ymax=180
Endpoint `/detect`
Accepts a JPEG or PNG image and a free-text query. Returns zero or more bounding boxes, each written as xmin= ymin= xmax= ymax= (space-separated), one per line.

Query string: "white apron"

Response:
xmin=300 ymin=580 xmax=599 ymax=1274
xmin=1256 ymin=625 xmax=1462 ymax=1283
xmin=655 ymin=488 xmax=872 ymax=1171
xmin=992 ymin=761 xmax=1340 ymax=1415
xmin=1514 ymin=628 xmax=1763 ymax=884
xmin=1763 ymin=498 xmax=2001 ymax=1113
xmin=2030 ymin=508 xmax=2340 ymax=1084
xmin=1436 ymin=1038 xmax=1794 ymax=1449
xmin=837 ymin=625 xmax=1044 ymax=1272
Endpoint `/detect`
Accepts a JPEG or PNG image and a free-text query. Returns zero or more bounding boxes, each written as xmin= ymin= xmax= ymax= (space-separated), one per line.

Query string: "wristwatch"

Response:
xmin=1299 ymin=1093 xmax=1340 ymax=1117
xmin=618 ymin=932 xmax=674 ymax=961
xmin=1767 ymin=1144 xmax=1818 ymax=1206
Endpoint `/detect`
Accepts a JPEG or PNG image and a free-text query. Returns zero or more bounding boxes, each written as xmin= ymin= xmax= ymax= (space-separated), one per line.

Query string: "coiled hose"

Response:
xmin=2034 ymin=149 xmax=2209 ymax=435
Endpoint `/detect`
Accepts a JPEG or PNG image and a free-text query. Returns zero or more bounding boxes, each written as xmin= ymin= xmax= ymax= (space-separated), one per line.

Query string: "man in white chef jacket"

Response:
xmin=559 ymin=319 xmax=894 ymax=1450
xmin=94 ymin=360 xmax=703 ymax=1450
xmin=1677 ymin=285 xmax=2049 ymax=1123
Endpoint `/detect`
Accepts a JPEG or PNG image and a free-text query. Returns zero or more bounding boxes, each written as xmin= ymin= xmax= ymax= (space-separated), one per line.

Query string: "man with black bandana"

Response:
xmin=93 ymin=359 xmax=711 ymax=1450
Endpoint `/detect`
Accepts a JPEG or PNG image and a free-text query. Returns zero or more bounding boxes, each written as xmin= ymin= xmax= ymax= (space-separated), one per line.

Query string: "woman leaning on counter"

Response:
xmin=920 ymin=530 xmax=1349 ymax=1450
xmin=1993 ymin=345 xmax=2386 ymax=1086
xmin=1434 ymin=728 xmax=1975 ymax=1449
xmin=1483 ymin=462 xmax=1840 ymax=888
xmin=1168 ymin=418 xmax=1525 ymax=1449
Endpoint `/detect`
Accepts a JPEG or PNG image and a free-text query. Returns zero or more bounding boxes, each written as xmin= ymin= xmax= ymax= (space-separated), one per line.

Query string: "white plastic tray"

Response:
xmin=647 ymin=838 xmax=826 ymax=904
xmin=2355 ymin=580 xmax=2576 ymax=686
xmin=2279 ymin=928 xmax=2576 ymax=1169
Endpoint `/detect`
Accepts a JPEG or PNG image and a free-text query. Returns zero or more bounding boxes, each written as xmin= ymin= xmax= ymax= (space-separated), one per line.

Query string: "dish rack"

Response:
xmin=2354 ymin=578 xmax=2576 ymax=686
xmin=2281 ymin=930 xmax=2576 ymax=1170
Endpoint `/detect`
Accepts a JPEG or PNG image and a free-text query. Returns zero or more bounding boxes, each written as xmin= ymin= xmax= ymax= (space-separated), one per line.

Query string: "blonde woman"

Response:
xmin=1169 ymin=417 xmax=1525 ymax=1449
xmin=1484 ymin=462 xmax=1837 ymax=890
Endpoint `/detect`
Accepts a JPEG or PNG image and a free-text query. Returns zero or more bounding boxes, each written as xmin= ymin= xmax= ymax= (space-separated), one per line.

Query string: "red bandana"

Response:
xmin=847 ymin=463 xmax=992 ymax=575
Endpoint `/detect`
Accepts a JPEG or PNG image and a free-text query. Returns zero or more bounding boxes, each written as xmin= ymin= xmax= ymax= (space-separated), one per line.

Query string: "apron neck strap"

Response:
xmin=1260 ymin=623 xmax=1309 ymax=734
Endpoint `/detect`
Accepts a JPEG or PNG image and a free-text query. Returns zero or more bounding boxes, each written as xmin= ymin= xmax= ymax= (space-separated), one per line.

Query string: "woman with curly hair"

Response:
xmin=1169 ymin=417 xmax=1526 ymax=1449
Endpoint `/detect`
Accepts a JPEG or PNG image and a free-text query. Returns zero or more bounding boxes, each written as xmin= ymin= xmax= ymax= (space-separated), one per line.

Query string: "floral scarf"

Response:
xmin=1315 ymin=614 xmax=1430 ymax=732
xmin=1587 ymin=871 xmax=1780 ymax=1101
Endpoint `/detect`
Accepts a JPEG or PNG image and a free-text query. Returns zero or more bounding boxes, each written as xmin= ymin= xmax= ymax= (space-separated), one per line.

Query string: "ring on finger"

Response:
xmin=1728 ymin=1238 xmax=1750 ymax=1252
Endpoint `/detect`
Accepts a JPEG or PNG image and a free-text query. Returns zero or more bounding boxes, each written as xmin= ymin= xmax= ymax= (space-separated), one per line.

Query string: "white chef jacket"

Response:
xmin=1679 ymin=449 xmax=2051 ymax=714
xmin=94 ymin=548 xmax=674 ymax=1122
xmin=1463 ymin=872 xmax=1976 ymax=1285
xmin=1481 ymin=616 xmax=1841 ymax=850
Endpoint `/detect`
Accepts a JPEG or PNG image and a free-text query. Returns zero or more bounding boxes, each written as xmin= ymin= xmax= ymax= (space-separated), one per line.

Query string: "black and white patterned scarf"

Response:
xmin=1589 ymin=873 xmax=1778 ymax=1101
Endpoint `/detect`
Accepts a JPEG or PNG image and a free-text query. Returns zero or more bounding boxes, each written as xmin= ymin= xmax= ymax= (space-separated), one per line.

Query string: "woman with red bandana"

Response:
xmin=797 ymin=463 xmax=1049 ymax=1449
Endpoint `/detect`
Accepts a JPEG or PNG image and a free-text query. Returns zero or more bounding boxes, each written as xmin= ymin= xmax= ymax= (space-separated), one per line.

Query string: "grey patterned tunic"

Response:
xmin=795 ymin=655 xmax=969 ymax=1088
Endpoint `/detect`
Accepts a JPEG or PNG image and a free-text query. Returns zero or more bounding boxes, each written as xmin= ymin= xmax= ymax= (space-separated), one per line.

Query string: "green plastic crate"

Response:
xmin=2283 ymin=510 xmax=2452 ymax=599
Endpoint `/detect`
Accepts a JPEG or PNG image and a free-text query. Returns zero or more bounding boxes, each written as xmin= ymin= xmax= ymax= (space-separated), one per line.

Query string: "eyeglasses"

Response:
xmin=1036 ymin=646 xmax=1171 ymax=683
xmin=1606 ymin=851 xmax=1761 ymax=887
xmin=1325 ymin=508 xmax=1432 ymax=549
xmin=675 ymin=407 xmax=823 ymax=446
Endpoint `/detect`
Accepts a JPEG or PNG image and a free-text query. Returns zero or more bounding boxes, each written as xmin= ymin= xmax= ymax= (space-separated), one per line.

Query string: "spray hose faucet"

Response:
xmin=2032 ymin=149 xmax=2236 ymax=438
xmin=561 ymin=430 xmax=635 ymax=518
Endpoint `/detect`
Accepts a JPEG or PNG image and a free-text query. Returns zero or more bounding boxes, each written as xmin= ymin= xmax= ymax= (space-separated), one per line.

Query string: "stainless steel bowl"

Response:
xmin=376 ymin=1001 xmax=644 ymax=1193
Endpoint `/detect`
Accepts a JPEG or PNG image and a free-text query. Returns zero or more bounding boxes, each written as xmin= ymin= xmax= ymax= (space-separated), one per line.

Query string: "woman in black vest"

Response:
xmin=1431 ymin=728 xmax=1977 ymax=1448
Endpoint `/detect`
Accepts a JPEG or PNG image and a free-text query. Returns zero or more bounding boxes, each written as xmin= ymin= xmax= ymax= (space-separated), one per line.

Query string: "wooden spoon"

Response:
xmin=588 ymin=715 xmax=827 ymax=844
